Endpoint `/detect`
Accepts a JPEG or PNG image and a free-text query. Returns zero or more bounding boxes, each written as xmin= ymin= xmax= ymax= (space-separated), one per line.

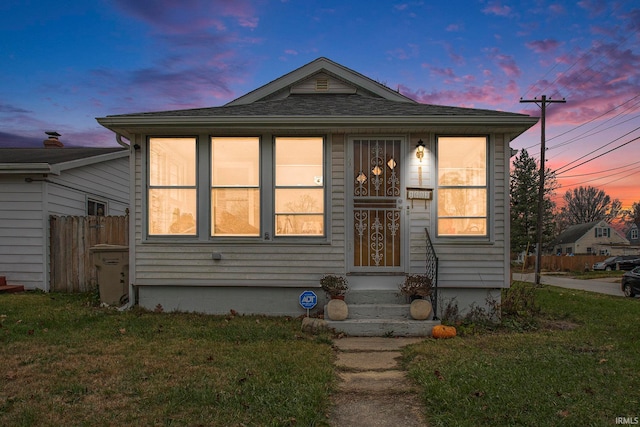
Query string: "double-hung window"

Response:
xmin=211 ymin=137 xmax=260 ymax=236
xmin=146 ymin=135 xmax=325 ymax=239
xmin=275 ymin=137 xmax=324 ymax=236
xmin=148 ymin=138 xmax=197 ymax=235
xmin=437 ymin=136 xmax=488 ymax=237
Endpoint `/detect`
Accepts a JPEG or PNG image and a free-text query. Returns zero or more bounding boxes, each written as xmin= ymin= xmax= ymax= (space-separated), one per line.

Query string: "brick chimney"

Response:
xmin=43 ymin=131 xmax=64 ymax=148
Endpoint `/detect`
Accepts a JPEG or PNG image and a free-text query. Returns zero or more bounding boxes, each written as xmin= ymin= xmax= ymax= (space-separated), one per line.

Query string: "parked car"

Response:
xmin=592 ymin=255 xmax=640 ymax=271
xmin=621 ymin=267 xmax=640 ymax=297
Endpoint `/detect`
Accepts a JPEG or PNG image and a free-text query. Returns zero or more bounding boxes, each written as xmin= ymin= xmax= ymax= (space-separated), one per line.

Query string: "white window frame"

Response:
xmin=146 ymin=137 xmax=198 ymax=237
xmin=143 ymin=134 xmax=328 ymax=243
xmin=435 ymin=135 xmax=489 ymax=239
xmin=87 ymin=198 xmax=107 ymax=216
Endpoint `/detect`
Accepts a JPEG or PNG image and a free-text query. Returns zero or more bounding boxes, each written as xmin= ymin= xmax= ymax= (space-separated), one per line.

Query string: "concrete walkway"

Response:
xmin=513 ymin=272 xmax=625 ymax=297
xmin=328 ymin=337 xmax=429 ymax=426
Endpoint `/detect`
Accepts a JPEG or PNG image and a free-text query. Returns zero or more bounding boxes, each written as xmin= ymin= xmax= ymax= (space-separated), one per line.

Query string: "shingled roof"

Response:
xmin=107 ymin=94 xmax=529 ymax=119
xmin=97 ymin=57 xmax=538 ymax=137
xmin=551 ymin=221 xmax=601 ymax=246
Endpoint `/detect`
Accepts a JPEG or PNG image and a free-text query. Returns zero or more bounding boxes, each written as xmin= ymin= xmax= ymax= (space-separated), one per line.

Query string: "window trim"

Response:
xmin=211 ymin=136 xmax=262 ymax=238
xmin=273 ymin=136 xmax=326 ymax=238
xmin=435 ymin=135 xmax=491 ymax=240
xmin=87 ymin=197 xmax=107 ymax=216
xmin=145 ymin=136 xmax=199 ymax=238
xmin=143 ymin=134 xmax=330 ymax=244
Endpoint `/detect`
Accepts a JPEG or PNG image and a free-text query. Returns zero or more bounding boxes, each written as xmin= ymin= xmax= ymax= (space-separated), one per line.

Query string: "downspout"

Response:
xmin=116 ymin=133 xmax=135 ymax=311
xmin=116 ymin=133 xmax=130 ymax=148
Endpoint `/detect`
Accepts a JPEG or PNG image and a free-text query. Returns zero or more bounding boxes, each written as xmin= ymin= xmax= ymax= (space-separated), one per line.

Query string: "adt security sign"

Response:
xmin=299 ymin=290 xmax=317 ymax=310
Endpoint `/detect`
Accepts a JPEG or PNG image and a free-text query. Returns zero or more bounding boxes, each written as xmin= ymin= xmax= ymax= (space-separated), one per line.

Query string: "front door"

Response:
xmin=350 ymin=138 xmax=404 ymax=272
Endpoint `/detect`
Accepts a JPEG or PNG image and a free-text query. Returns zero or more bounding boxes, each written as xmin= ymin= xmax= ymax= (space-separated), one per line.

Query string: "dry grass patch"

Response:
xmin=1 ymin=293 xmax=335 ymax=426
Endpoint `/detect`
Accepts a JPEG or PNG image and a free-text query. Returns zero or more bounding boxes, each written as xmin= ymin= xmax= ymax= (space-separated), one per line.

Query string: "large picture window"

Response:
xmin=275 ymin=137 xmax=324 ymax=236
xmin=146 ymin=135 xmax=325 ymax=240
xmin=437 ymin=136 xmax=487 ymax=237
xmin=148 ymin=138 xmax=197 ymax=235
xmin=211 ymin=137 xmax=260 ymax=236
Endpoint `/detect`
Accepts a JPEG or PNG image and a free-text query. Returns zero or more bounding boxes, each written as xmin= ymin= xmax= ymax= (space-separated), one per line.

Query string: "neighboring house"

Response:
xmin=550 ymin=220 xmax=631 ymax=256
xmin=626 ymin=223 xmax=640 ymax=246
xmin=0 ymin=133 xmax=129 ymax=290
xmin=97 ymin=57 xmax=538 ymax=317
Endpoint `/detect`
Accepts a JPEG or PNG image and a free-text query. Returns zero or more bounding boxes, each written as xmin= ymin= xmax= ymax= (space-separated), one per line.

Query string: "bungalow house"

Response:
xmin=96 ymin=57 xmax=537 ymax=321
xmin=626 ymin=223 xmax=639 ymax=247
xmin=549 ymin=220 xmax=630 ymax=256
xmin=0 ymin=133 xmax=129 ymax=290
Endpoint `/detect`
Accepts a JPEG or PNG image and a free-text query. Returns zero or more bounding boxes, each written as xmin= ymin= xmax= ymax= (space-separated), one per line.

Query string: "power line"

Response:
xmin=547 ymin=97 xmax=640 ymax=150
xmin=557 ymin=159 xmax=640 ymax=178
xmin=554 ymin=126 xmax=640 ymax=173
xmin=555 ymin=135 xmax=640 ymax=175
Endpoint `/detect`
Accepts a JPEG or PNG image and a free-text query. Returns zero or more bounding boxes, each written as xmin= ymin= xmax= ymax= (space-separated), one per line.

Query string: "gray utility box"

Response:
xmin=91 ymin=244 xmax=129 ymax=306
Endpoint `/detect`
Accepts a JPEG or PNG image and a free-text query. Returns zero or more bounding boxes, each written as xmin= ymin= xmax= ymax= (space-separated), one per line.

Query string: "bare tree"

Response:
xmin=557 ymin=186 xmax=621 ymax=228
xmin=623 ymin=201 xmax=640 ymax=226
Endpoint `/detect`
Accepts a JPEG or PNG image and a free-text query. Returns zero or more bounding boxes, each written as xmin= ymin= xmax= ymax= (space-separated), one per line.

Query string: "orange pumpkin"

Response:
xmin=431 ymin=325 xmax=457 ymax=339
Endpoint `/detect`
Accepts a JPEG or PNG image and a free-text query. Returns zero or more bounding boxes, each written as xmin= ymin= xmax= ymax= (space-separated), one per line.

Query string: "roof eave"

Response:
xmin=98 ymin=115 xmax=539 ymax=137
xmin=55 ymin=150 xmax=130 ymax=172
xmin=0 ymin=163 xmax=54 ymax=174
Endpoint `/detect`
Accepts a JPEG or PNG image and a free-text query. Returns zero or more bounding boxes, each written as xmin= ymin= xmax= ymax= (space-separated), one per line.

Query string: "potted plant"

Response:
xmin=320 ymin=274 xmax=349 ymax=300
xmin=399 ymin=274 xmax=433 ymax=320
xmin=398 ymin=274 xmax=432 ymax=301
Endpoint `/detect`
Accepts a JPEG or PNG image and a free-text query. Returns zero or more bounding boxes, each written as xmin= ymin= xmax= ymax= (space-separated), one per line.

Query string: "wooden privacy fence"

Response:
xmin=522 ymin=255 xmax=609 ymax=272
xmin=50 ymin=215 xmax=128 ymax=292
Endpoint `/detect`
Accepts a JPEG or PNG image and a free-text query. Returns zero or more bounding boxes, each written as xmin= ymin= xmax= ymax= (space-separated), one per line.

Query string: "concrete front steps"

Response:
xmin=0 ymin=276 xmax=25 ymax=294
xmin=325 ymin=290 xmax=440 ymax=337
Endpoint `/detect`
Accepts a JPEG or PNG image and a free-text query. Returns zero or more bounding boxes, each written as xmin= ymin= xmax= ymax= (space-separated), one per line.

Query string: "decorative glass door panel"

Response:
xmin=353 ymin=139 xmax=402 ymax=268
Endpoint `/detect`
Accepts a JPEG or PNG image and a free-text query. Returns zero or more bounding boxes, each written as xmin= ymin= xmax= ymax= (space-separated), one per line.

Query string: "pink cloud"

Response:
xmin=526 ymin=39 xmax=561 ymax=53
xmin=113 ymin=0 xmax=258 ymax=34
xmin=548 ymin=4 xmax=566 ymax=15
xmin=577 ymin=0 xmax=607 ymax=17
xmin=482 ymin=2 xmax=513 ymax=17
xmin=486 ymin=49 xmax=521 ymax=78
xmin=446 ymin=23 xmax=462 ymax=32
xmin=399 ymin=79 xmax=519 ymax=109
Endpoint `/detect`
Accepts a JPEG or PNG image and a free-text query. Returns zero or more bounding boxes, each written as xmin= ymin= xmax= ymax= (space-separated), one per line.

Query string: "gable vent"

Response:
xmin=315 ymin=78 xmax=329 ymax=91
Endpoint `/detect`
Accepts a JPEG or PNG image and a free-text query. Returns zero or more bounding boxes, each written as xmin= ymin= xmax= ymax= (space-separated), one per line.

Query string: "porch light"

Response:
xmin=416 ymin=139 xmax=425 ymax=162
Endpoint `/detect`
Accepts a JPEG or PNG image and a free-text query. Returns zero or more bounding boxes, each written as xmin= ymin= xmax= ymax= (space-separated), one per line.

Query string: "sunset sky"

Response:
xmin=1 ymin=0 xmax=639 ymax=209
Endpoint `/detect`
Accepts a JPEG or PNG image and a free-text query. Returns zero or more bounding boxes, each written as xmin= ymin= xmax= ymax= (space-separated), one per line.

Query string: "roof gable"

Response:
xmin=226 ymin=57 xmax=415 ymax=106
xmin=552 ymin=221 xmax=602 ymax=245
xmin=552 ymin=220 xmax=630 ymax=246
xmin=96 ymin=57 xmax=539 ymax=138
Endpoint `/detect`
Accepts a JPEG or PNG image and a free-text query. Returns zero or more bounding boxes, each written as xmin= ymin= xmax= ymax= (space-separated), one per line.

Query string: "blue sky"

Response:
xmin=1 ymin=0 xmax=639 ymax=206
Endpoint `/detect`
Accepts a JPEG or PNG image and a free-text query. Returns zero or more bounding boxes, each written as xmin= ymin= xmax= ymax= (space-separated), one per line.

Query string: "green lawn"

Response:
xmin=0 ymin=293 xmax=335 ymax=426
xmin=403 ymin=283 xmax=640 ymax=426
xmin=2 ymin=285 xmax=639 ymax=426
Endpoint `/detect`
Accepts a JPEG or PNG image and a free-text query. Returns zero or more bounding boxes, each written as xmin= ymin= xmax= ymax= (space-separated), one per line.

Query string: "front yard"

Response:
xmin=403 ymin=282 xmax=640 ymax=426
xmin=0 ymin=294 xmax=335 ymax=426
xmin=1 ymin=283 xmax=639 ymax=426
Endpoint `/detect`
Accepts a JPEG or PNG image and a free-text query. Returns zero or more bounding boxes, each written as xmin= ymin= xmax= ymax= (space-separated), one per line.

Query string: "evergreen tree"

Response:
xmin=510 ymin=149 xmax=556 ymax=254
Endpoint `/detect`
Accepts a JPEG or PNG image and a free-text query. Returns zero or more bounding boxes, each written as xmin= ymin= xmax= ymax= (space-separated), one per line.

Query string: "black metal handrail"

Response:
xmin=425 ymin=228 xmax=439 ymax=320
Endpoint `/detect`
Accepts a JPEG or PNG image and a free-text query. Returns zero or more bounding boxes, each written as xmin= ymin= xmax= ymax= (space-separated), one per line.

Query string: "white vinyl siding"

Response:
xmin=424 ymin=134 xmax=506 ymax=289
xmin=133 ymin=134 xmax=344 ymax=287
xmin=47 ymin=157 xmax=129 ymax=216
xmin=0 ymin=177 xmax=46 ymax=290
xmin=0 ymin=156 xmax=129 ymax=291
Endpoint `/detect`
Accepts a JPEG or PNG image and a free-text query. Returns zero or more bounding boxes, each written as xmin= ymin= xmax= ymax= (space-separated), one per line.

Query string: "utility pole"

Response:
xmin=520 ymin=95 xmax=566 ymax=285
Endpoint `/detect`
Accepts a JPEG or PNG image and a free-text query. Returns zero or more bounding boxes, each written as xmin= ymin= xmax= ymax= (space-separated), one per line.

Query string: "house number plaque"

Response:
xmin=406 ymin=187 xmax=433 ymax=208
